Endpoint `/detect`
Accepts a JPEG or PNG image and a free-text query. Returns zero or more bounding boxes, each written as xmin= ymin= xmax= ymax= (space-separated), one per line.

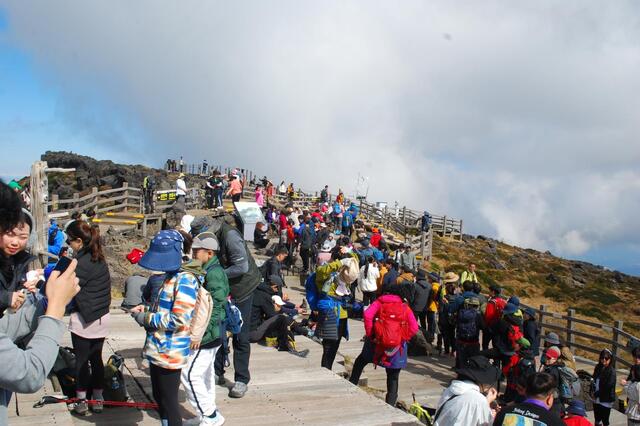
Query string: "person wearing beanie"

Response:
xmin=543 ymin=332 xmax=577 ymax=371
xmin=542 ymin=346 xmax=566 ymax=417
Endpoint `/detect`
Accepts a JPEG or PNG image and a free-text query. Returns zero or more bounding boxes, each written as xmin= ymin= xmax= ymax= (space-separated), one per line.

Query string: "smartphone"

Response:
xmin=53 ymin=256 xmax=73 ymax=274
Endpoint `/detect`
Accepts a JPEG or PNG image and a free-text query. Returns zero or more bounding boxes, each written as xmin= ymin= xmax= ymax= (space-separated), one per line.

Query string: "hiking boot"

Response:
xmin=300 ymin=298 xmax=309 ymax=310
xmin=229 ymin=382 xmax=248 ymax=398
xmin=91 ymin=399 xmax=104 ymax=413
xmin=200 ymin=410 xmax=225 ymax=426
xmin=73 ymin=399 xmax=89 ymax=416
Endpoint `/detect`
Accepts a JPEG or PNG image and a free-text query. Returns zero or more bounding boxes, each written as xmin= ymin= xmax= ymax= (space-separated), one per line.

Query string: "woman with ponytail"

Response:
xmin=65 ymin=220 xmax=111 ymax=415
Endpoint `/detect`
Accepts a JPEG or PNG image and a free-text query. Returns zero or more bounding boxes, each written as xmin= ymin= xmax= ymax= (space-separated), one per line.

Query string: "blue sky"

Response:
xmin=1 ymin=2 xmax=639 ymax=276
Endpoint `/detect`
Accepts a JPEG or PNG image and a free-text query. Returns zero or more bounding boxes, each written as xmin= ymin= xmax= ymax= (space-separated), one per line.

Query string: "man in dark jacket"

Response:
xmin=381 ymin=260 xmax=399 ymax=287
xmin=297 ymin=218 xmax=315 ymax=273
xmin=523 ymin=308 xmax=540 ymax=360
xmin=192 ymin=215 xmax=261 ymax=398
xmin=249 ymin=279 xmax=308 ymax=358
xmin=410 ymin=269 xmax=431 ymax=331
xmin=261 ymin=246 xmax=288 ymax=284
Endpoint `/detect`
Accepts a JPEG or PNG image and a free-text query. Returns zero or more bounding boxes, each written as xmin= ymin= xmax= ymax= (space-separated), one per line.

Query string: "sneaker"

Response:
xmin=73 ymin=399 xmax=89 ymax=416
xmin=200 ymin=410 xmax=225 ymax=426
xmin=91 ymin=399 xmax=104 ymax=413
xmin=288 ymin=348 xmax=310 ymax=358
xmin=229 ymin=382 xmax=248 ymax=398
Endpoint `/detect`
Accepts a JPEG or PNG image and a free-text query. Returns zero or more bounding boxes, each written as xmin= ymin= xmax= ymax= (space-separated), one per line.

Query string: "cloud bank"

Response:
xmin=2 ymin=1 xmax=640 ymax=268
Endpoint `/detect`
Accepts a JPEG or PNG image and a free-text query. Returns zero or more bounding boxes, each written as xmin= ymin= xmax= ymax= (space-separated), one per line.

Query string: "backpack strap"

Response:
xmin=433 ymin=394 xmax=461 ymax=422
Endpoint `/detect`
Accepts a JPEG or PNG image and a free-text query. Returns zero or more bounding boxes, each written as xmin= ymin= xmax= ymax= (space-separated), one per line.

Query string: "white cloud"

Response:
xmin=2 ymin=1 xmax=640 ymax=269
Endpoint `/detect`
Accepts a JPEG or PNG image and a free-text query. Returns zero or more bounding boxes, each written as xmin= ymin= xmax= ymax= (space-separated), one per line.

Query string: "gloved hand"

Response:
xmin=132 ymin=311 xmax=147 ymax=327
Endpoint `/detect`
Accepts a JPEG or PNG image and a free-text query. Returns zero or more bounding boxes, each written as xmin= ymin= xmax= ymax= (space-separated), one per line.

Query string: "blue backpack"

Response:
xmin=224 ymin=301 xmax=243 ymax=334
xmin=305 ymin=273 xmax=320 ymax=311
xmin=333 ymin=203 xmax=342 ymax=214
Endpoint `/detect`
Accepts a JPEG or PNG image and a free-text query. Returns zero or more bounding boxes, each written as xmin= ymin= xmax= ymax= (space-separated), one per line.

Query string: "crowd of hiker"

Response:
xmin=1 ymin=172 xmax=639 ymax=426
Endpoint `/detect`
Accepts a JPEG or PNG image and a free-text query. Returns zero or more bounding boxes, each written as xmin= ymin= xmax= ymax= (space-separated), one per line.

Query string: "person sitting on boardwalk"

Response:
xmin=433 ymin=355 xmax=499 ymax=426
xmin=249 ymin=276 xmax=309 ymax=358
xmin=494 ymin=372 xmax=565 ymax=426
xmin=348 ymin=282 xmax=418 ymax=406
xmin=253 ymin=222 xmax=269 ymax=249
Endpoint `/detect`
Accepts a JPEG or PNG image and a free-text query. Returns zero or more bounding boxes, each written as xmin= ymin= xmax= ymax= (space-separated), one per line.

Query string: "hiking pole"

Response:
xmin=33 ymin=395 xmax=159 ymax=410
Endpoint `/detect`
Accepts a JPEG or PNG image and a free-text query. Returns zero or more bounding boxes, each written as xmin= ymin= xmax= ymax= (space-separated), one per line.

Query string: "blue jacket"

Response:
xmin=382 ymin=269 xmax=399 ymax=286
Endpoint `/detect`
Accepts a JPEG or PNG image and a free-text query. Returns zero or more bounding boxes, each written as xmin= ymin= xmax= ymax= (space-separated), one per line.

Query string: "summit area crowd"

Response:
xmin=0 ymin=171 xmax=638 ymax=426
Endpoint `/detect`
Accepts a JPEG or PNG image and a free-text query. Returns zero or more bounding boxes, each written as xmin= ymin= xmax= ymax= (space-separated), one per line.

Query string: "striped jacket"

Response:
xmin=142 ymin=271 xmax=198 ymax=369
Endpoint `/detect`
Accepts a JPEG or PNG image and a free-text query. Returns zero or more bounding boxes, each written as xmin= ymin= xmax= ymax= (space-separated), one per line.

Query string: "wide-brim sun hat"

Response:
xmin=502 ymin=303 xmax=518 ymax=315
xmin=443 ymin=272 xmax=459 ymax=283
xmin=545 ymin=332 xmax=561 ymax=345
xmin=139 ymin=230 xmax=184 ymax=272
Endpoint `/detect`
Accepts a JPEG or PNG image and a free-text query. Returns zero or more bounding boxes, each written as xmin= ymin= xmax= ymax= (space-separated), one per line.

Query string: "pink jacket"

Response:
xmin=363 ymin=294 xmax=419 ymax=341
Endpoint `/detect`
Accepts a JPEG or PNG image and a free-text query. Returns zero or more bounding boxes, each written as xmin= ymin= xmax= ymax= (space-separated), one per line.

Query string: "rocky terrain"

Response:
xmin=430 ymin=234 xmax=640 ymax=334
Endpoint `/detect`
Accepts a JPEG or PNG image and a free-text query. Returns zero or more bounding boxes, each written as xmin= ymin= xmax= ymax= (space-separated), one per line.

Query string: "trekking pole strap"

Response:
xmin=33 ymin=395 xmax=158 ymax=410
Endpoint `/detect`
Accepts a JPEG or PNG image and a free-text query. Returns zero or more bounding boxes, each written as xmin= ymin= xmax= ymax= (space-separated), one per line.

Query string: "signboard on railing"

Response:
xmin=156 ymin=189 xmax=177 ymax=202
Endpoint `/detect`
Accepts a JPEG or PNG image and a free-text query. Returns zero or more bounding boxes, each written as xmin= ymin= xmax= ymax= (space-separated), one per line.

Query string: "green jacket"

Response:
xmin=181 ymin=257 xmax=229 ymax=345
xmin=315 ymin=253 xmax=359 ymax=319
xmin=201 ymin=256 xmax=229 ymax=345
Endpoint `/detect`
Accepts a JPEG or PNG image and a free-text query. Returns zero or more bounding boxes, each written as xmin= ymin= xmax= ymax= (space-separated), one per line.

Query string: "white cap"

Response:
xmin=271 ymin=295 xmax=286 ymax=306
xmin=192 ymin=232 xmax=219 ymax=251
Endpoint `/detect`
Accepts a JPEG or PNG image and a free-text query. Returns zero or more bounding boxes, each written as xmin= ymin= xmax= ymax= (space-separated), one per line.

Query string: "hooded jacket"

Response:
xmin=411 ymin=277 xmax=431 ymax=313
xmin=199 ymin=257 xmax=229 ymax=345
xmin=73 ymin=247 xmax=111 ymax=324
xmin=433 ymin=380 xmax=493 ymax=426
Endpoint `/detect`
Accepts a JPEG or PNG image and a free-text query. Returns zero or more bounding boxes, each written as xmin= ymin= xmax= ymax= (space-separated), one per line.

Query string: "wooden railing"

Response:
xmin=521 ymin=303 xmax=638 ymax=369
xmin=48 ymin=184 xmax=206 ymax=218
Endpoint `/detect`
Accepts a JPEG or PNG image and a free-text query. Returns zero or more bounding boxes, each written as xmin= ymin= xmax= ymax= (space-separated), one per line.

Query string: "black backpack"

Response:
xmin=456 ymin=305 xmax=480 ymax=341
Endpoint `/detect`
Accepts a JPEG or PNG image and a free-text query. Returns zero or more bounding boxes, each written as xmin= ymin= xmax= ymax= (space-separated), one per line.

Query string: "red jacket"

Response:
xmin=563 ymin=415 xmax=593 ymax=426
xmin=484 ymin=296 xmax=506 ymax=327
xmin=370 ymin=233 xmax=382 ymax=248
xmin=279 ymin=213 xmax=288 ymax=231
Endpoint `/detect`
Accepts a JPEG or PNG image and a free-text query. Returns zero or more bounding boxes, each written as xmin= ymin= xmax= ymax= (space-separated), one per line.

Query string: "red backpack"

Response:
xmin=373 ymin=300 xmax=411 ymax=349
xmin=484 ymin=297 xmax=506 ymax=327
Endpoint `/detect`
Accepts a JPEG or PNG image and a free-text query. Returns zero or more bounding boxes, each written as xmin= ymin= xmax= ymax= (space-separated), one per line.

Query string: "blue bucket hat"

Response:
xmin=503 ymin=303 xmax=518 ymax=315
xmin=507 ymin=296 xmax=520 ymax=307
xmin=524 ymin=307 xmax=536 ymax=318
xmin=428 ymin=272 xmax=441 ymax=282
xmin=139 ymin=230 xmax=184 ymax=272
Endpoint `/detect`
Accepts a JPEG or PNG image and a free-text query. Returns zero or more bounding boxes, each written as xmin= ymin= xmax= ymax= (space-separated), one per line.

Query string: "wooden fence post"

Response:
xmin=459 ymin=219 xmax=463 ymax=241
xmin=612 ymin=320 xmax=624 ymax=365
xmin=73 ymin=192 xmax=80 ymax=211
xmin=30 ymin=161 xmax=48 ymax=268
xmin=51 ymin=193 xmax=59 ymax=211
xmin=91 ymin=187 xmax=98 ymax=212
xmin=442 ymin=215 xmax=448 ymax=238
xmin=539 ymin=305 xmax=548 ymax=337
xmin=122 ymin=182 xmax=129 ymax=212
xmin=566 ymin=309 xmax=576 ymax=350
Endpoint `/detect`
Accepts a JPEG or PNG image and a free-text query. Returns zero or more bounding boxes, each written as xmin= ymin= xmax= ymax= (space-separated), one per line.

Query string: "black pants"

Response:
xmin=215 ymin=292 xmax=254 ymax=384
xmin=413 ymin=310 xmax=426 ymax=331
xmin=349 ymin=339 xmax=400 ymax=406
xmin=594 ymin=402 xmax=612 ymax=425
xmin=150 ymin=363 xmax=182 ymax=425
xmin=254 ymin=238 xmax=269 ymax=249
xmin=71 ymin=333 xmax=105 ymax=393
xmin=456 ymin=340 xmax=480 ymax=368
xmin=300 ymin=247 xmax=311 ymax=272
xmin=362 ymin=291 xmax=377 ymax=306
xmin=482 ymin=328 xmax=493 ymax=351
xmin=321 ymin=318 xmax=348 ymax=370
xmin=249 ymin=314 xmax=290 ymax=350
xmin=439 ymin=321 xmax=455 ymax=354
xmin=231 ymin=193 xmax=241 ymax=203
